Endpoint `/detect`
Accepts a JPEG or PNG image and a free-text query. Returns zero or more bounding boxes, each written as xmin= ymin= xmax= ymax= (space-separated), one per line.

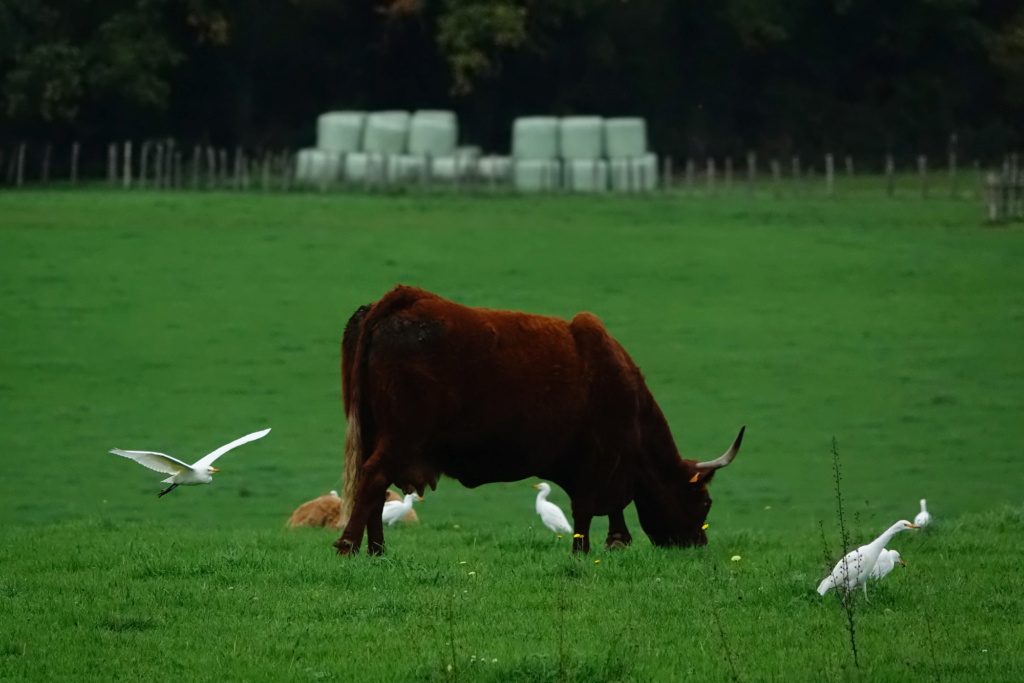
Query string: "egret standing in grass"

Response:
xmin=110 ymin=428 xmax=271 ymax=497
xmin=532 ymin=482 xmax=572 ymax=536
xmin=869 ymin=549 xmax=906 ymax=581
xmin=817 ymin=520 xmax=919 ymax=603
xmin=382 ymin=493 xmax=422 ymax=526
xmin=915 ymin=499 xmax=932 ymax=528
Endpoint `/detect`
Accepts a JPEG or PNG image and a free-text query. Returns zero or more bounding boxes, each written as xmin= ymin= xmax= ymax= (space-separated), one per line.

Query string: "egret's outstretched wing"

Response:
xmin=192 ymin=428 xmax=271 ymax=469
xmin=109 ymin=449 xmax=191 ymax=476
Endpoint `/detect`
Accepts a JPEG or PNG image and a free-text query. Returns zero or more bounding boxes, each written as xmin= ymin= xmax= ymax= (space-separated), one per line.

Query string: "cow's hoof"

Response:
xmin=333 ymin=538 xmax=358 ymax=556
xmin=604 ymin=533 xmax=631 ymax=550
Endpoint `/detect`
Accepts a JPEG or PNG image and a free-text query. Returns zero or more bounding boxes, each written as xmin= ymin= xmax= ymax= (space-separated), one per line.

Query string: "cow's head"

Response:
xmin=635 ymin=426 xmax=744 ymax=547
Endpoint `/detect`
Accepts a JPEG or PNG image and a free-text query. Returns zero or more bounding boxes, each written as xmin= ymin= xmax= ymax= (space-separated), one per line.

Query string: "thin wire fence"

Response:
xmin=2 ymin=140 xmax=1021 ymax=223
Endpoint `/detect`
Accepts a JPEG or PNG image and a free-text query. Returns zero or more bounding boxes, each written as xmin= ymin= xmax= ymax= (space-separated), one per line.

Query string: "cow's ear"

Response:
xmin=689 ymin=470 xmax=716 ymax=486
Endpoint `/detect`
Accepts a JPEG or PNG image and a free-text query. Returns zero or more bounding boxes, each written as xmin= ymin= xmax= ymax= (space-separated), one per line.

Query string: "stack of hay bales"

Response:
xmin=511 ymin=117 xmax=561 ymax=192
xmin=295 ymin=111 xmax=366 ymax=184
xmin=396 ymin=110 xmax=463 ymax=181
xmin=288 ymin=489 xmax=418 ymax=529
xmin=560 ymin=116 xmax=607 ymax=192
xmin=605 ymin=117 xmax=658 ymax=191
xmin=345 ymin=111 xmax=411 ymax=183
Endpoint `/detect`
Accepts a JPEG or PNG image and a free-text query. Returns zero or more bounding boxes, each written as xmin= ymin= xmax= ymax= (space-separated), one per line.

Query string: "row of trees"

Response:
xmin=2 ymin=0 xmax=1023 ymax=160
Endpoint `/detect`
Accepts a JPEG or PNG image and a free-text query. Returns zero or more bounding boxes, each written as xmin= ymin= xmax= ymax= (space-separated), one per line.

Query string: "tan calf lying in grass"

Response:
xmin=289 ymin=490 xmax=418 ymax=528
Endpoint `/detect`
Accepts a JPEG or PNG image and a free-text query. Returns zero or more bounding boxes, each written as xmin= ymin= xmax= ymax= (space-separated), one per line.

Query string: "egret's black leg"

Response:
xmin=158 ymin=483 xmax=179 ymax=498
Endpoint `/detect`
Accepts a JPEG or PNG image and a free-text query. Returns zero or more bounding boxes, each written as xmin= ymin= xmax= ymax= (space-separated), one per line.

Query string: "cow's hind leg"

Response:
xmin=365 ymin=492 xmax=387 ymax=556
xmin=334 ymin=444 xmax=391 ymax=556
xmin=605 ymin=508 xmax=632 ymax=550
xmin=570 ymin=498 xmax=595 ymax=554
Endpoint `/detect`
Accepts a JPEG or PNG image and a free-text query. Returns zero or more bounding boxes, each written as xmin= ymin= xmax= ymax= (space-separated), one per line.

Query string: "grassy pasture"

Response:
xmin=1 ymin=190 xmax=1023 ymax=680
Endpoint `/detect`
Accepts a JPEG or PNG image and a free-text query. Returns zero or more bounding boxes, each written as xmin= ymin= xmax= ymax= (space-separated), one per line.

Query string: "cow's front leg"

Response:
xmin=570 ymin=499 xmax=594 ymax=554
xmin=605 ymin=508 xmax=632 ymax=550
xmin=333 ymin=447 xmax=390 ymax=556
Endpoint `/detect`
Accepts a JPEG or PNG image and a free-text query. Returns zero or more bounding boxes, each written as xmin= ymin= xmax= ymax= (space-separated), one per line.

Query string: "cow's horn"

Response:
xmin=694 ymin=426 xmax=745 ymax=470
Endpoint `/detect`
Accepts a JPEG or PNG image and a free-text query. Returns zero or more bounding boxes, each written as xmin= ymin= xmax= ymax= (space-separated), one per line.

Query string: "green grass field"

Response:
xmin=1 ymin=190 xmax=1022 ymax=680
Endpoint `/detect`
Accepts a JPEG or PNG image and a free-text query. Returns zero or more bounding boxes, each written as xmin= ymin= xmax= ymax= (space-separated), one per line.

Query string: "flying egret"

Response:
xmin=817 ymin=519 xmax=919 ymax=602
xmin=532 ymin=482 xmax=572 ymax=535
xmin=382 ymin=493 xmax=422 ymax=526
xmin=914 ymin=499 xmax=932 ymax=528
xmin=110 ymin=428 xmax=271 ymax=497
xmin=869 ymin=549 xmax=906 ymax=581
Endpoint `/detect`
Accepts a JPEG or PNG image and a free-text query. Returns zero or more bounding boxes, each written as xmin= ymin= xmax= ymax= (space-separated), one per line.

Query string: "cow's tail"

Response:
xmin=339 ymin=286 xmax=434 ymax=526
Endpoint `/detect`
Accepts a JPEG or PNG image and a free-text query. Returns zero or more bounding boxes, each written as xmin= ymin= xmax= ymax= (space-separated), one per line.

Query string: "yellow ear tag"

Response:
xmin=689 ymin=473 xmax=700 ymax=483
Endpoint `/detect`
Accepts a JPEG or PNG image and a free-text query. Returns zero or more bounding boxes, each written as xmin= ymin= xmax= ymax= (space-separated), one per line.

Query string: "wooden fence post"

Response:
xmin=123 ymin=141 xmax=133 ymax=189
xmin=174 ymin=151 xmax=182 ymax=189
xmin=985 ymin=172 xmax=1002 ymax=222
xmin=41 ymin=143 xmax=52 ymax=183
xmin=16 ymin=143 xmax=26 ymax=187
xmin=191 ymin=145 xmax=200 ymax=189
xmin=155 ymin=143 xmax=165 ymax=188
xmin=918 ymin=155 xmax=928 ymax=198
xmin=791 ymin=156 xmax=801 ymax=193
xmin=71 ymin=142 xmax=80 ymax=184
xmin=234 ymin=147 xmax=244 ymax=190
xmin=825 ymin=153 xmax=835 ymax=198
xmin=205 ymin=147 xmax=215 ymax=188
xmin=885 ymin=154 xmax=895 ymax=197
xmin=166 ymin=140 xmax=176 ymax=187
xmin=746 ymin=150 xmax=756 ymax=196
xmin=218 ymin=149 xmax=228 ymax=187
xmin=662 ymin=157 xmax=673 ymax=192
xmin=685 ymin=158 xmax=695 ymax=194
xmin=771 ymin=158 xmax=781 ymax=198
xmin=707 ymin=158 xmax=716 ymax=195
xmin=724 ymin=157 xmax=733 ymax=193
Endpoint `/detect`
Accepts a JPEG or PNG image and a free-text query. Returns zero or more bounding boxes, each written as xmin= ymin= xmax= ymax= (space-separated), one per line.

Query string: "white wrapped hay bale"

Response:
xmin=344 ymin=152 xmax=403 ymax=184
xmin=513 ymin=158 xmax=561 ymax=192
xmin=477 ymin=155 xmax=513 ymax=183
xmin=512 ymin=117 xmax=559 ymax=160
xmin=563 ymin=158 xmax=609 ymax=192
xmin=609 ymin=153 xmax=659 ymax=191
xmin=559 ymin=116 xmax=604 ymax=160
xmin=317 ymin=111 xmax=366 ymax=153
xmin=294 ymin=148 xmax=345 ymax=185
xmin=408 ymin=116 xmax=458 ymax=157
xmin=604 ymin=118 xmax=649 ymax=159
xmin=363 ymin=111 xmax=411 ymax=154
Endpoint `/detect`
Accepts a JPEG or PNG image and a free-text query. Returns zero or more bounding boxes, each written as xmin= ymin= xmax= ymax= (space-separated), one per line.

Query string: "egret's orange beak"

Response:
xmin=532 ymin=484 xmax=540 ymax=489
xmin=416 ymin=496 xmax=424 ymax=502
xmin=898 ymin=558 xmax=907 ymax=567
xmin=210 ymin=468 xmax=220 ymax=473
xmin=906 ymin=524 xmax=920 ymax=529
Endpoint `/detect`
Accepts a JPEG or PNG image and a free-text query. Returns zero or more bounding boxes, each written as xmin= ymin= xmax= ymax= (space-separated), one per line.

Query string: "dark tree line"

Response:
xmin=2 ymin=0 xmax=1022 ymax=160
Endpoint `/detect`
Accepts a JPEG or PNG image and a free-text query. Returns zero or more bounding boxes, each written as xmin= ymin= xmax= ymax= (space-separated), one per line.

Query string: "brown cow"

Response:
xmin=335 ymin=285 xmax=744 ymax=555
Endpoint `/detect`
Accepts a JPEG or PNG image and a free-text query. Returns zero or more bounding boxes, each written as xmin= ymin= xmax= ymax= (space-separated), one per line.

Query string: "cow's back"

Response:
xmin=353 ymin=286 xmax=645 ymax=491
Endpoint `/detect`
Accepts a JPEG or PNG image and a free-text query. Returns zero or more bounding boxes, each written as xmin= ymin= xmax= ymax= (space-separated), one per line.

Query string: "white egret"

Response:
xmin=110 ymin=428 xmax=271 ymax=497
xmin=817 ymin=519 xmax=919 ymax=602
xmin=914 ymin=499 xmax=932 ymax=528
xmin=382 ymin=493 xmax=422 ymax=526
xmin=532 ymin=482 xmax=572 ymax=535
xmin=869 ymin=549 xmax=905 ymax=581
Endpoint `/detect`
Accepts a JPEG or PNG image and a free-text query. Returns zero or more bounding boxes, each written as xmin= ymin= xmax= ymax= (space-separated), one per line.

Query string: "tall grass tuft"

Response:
xmin=829 ymin=436 xmax=860 ymax=668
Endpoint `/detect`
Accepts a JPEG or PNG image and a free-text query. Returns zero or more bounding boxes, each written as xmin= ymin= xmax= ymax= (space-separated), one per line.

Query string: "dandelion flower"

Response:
xmin=573 ymin=533 xmax=584 ymax=538
xmin=702 ymin=523 xmax=709 ymax=530
xmin=594 ymin=559 xmax=600 ymax=564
